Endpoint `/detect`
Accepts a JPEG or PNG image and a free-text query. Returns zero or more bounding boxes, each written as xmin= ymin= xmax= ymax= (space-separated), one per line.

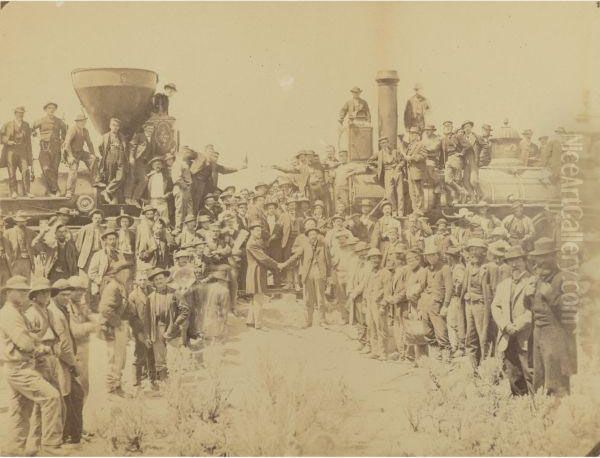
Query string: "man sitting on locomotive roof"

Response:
xmin=64 ymin=114 xmax=98 ymax=199
xmin=98 ymin=118 xmax=128 ymax=204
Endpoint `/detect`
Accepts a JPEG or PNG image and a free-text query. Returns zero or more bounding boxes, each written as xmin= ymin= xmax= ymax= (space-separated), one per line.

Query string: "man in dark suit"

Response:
xmin=0 ymin=107 xmax=33 ymax=198
xmin=98 ymin=118 xmax=128 ymax=204
xmin=283 ymin=226 xmax=332 ymax=327
xmin=33 ymin=224 xmax=79 ymax=283
xmin=338 ymin=86 xmax=371 ymax=127
xmin=125 ymin=122 xmax=155 ymax=205
xmin=245 ymin=222 xmax=282 ymax=329
xmin=63 ymin=114 xmax=97 ymax=199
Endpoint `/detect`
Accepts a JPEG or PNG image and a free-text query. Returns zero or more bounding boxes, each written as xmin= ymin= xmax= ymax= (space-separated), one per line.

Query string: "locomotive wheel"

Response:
xmin=76 ymin=194 xmax=96 ymax=214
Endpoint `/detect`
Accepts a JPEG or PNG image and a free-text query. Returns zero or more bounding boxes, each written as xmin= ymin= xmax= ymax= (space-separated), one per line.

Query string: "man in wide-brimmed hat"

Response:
xmin=32 ymin=102 xmax=67 ymax=197
xmin=338 ymin=86 xmax=371 ymax=127
xmin=33 ymin=222 xmax=79 ymax=283
xmin=460 ymin=237 xmax=491 ymax=367
xmin=49 ymin=278 xmax=85 ymax=446
xmin=75 ymin=209 xmax=104 ymax=274
xmin=5 ymin=210 xmax=36 ymax=280
xmin=64 ymin=113 xmax=98 ymax=199
xmin=370 ymin=200 xmax=401 ymax=252
xmin=98 ymin=117 xmax=128 ymax=204
xmin=419 ymin=238 xmax=452 ymax=362
xmin=527 ymin=237 xmax=576 ymax=397
xmin=87 ymin=226 xmax=125 ymax=298
xmin=67 ymin=275 xmax=96 ymax=400
xmin=1 ymin=106 xmax=33 ymax=198
xmin=490 ymin=245 xmax=534 ymax=396
xmin=502 ymin=200 xmax=535 ymax=249
xmin=115 ymin=211 xmax=136 ymax=263
xmin=0 ymin=275 xmax=65 ymax=456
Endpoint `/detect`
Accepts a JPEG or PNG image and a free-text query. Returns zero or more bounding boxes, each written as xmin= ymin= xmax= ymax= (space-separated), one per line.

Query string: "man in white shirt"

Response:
xmin=146 ymin=157 xmax=171 ymax=223
xmin=170 ymin=148 xmax=196 ymax=233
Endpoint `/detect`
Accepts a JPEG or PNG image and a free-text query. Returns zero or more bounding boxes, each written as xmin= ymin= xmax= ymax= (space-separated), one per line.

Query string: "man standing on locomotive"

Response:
xmin=32 ymin=102 xmax=67 ymax=197
xmin=0 ymin=106 xmax=33 ymax=198
xmin=98 ymin=118 xmax=128 ymax=204
xmin=63 ymin=114 xmax=98 ymax=199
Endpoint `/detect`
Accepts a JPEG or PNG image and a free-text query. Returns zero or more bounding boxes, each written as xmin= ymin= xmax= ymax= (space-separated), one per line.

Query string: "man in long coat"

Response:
xmin=0 ymin=106 xmax=33 ymax=198
xmin=491 ymin=246 xmax=533 ymax=396
xmin=245 ymin=221 xmax=281 ymax=329
xmin=75 ymin=210 xmax=104 ymax=274
xmin=5 ymin=211 xmax=36 ymax=281
xmin=98 ymin=118 xmax=128 ymax=204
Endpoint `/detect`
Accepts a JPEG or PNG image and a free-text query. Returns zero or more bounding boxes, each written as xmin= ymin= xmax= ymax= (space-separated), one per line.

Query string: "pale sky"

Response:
xmin=0 ymin=1 xmax=598 ymax=167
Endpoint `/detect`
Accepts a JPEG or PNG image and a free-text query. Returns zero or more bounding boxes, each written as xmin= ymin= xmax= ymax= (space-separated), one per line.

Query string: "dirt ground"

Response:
xmin=0 ymin=293 xmax=431 ymax=456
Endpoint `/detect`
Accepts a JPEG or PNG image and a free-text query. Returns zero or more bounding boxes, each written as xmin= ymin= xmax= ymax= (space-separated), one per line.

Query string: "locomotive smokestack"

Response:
xmin=375 ymin=70 xmax=400 ymax=149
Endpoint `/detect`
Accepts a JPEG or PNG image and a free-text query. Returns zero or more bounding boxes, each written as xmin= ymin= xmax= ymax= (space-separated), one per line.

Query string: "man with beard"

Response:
xmin=527 ymin=237 xmax=577 ymax=397
xmin=0 ymin=107 xmax=33 ymax=198
xmin=491 ymin=246 xmax=534 ymax=396
xmin=502 ymin=200 xmax=535 ymax=250
xmin=48 ymin=280 xmax=84 ymax=447
xmin=33 ymin=224 xmax=78 ymax=283
xmin=403 ymin=84 xmax=430 ymax=132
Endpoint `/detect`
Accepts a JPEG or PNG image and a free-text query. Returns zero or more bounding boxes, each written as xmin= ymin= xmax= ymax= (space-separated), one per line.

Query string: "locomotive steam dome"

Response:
xmin=479 ymin=119 xmax=560 ymax=205
xmin=71 ymin=68 xmax=158 ymax=136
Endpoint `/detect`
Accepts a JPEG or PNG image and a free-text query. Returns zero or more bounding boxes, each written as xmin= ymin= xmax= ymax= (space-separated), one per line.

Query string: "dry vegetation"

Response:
xmin=89 ymin=326 xmax=600 ymax=456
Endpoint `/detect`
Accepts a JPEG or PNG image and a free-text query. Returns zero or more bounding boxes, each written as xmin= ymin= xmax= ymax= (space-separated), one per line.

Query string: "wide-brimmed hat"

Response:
xmin=14 ymin=106 xmax=26 ymax=114
xmin=466 ymin=238 xmax=487 ymax=249
xmin=68 ymin=276 xmax=89 ymax=290
xmin=461 ymin=120 xmax=474 ymax=129
xmin=101 ymin=228 xmax=117 ymax=239
xmin=366 ymin=248 xmax=382 ymax=259
xmin=504 ymin=245 xmax=527 ymax=260
xmin=488 ymin=240 xmax=510 ymax=257
xmin=148 ymin=267 xmax=170 ymax=281
xmin=0 ymin=275 xmax=31 ymax=291
xmin=528 ymin=237 xmax=559 ymax=257
xmin=28 ymin=278 xmax=56 ymax=299
xmin=148 ymin=156 xmax=164 ymax=167
xmin=73 ymin=113 xmax=87 ymax=122
xmin=381 ymin=200 xmax=393 ymax=209
xmin=51 ymin=279 xmax=74 ymax=297
xmin=141 ymin=204 xmax=156 ymax=214
xmin=313 ymin=200 xmax=325 ymax=209
xmin=55 ymin=207 xmax=72 ymax=217
xmin=422 ymin=238 xmax=440 ymax=256
xmin=164 ymin=83 xmax=177 ymax=92
xmin=183 ymin=215 xmax=196 ymax=225
xmin=174 ymin=250 xmax=194 ymax=260
xmin=248 ymin=221 xmax=263 ymax=231
xmin=405 ymin=249 xmax=422 ymax=261
xmin=446 ymin=246 xmax=461 ymax=257
xmin=12 ymin=211 xmax=29 ymax=223
xmin=305 ymin=227 xmax=320 ymax=236
xmin=254 ymin=182 xmax=269 ymax=191
xmin=116 ymin=212 xmax=134 ymax=226
xmin=89 ymin=209 xmax=104 ymax=219
xmin=423 ymin=124 xmax=436 ymax=132
xmin=331 ymin=213 xmax=345 ymax=223
xmin=350 ymin=86 xmax=362 ymax=94
xmin=43 ymin=102 xmax=58 ymax=110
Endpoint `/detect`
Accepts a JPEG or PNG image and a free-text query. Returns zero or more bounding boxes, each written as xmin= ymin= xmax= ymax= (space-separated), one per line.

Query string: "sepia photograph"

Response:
xmin=0 ymin=1 xmax=599 ymax=456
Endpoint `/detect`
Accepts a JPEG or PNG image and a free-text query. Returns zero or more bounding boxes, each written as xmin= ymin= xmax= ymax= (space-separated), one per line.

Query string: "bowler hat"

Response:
xmin=350 ymin=86 xmax=362 ymax=94
xmin=528 ymin=237 xmax=558 ymax=257
xmin=28 ymin=278 xmax=56 ymax=299
xmin=14 ymin=106 xmax=26 ymax=114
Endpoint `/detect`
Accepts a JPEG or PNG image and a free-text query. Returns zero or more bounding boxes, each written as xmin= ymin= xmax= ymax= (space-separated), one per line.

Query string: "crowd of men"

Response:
xmin=0 ymin=90 xmax=578 ymax=456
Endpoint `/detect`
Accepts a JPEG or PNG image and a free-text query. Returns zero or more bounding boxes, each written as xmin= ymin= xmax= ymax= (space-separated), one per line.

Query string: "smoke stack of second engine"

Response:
xmin=375 ymin=70 xmax=400 ymax=150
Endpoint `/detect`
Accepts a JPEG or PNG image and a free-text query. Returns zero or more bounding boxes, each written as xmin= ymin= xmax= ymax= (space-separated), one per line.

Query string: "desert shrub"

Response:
xmin=399 ymin=355 xmax=600 ymax=456
xmin=223 ymin=348 xmax=354 ymax=456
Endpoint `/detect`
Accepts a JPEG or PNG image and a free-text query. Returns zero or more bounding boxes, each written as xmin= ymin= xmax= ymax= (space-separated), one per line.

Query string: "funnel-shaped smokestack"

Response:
xmin=71 ymin=68 xmax=158 ymax=136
